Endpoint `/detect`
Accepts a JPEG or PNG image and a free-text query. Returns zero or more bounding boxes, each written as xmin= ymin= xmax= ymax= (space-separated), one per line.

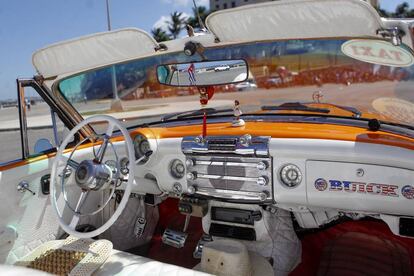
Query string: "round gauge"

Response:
xmin=120 ymin=157 xmax=129 ymax=175
xmin=140 ymin=140 xmax=151 ymax=155
xmin=170 ymin=159 xmax=185 ymax=179
xmin=134 ymin=134 xmax=151 ymax=163
xmin=280 ymin=164 xmax=302 ymax=188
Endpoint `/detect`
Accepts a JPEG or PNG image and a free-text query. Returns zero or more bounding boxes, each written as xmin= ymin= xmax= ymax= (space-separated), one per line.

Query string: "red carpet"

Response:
xmin=147 ymin=199 xmax=414 ymax=274
xmin=147 ymin=198 xmax=204 ymax=268
xmin=290 ymin=220 xmax=414 ymax=276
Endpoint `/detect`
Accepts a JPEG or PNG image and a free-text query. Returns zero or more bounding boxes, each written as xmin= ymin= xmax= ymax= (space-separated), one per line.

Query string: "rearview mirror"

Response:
xmin=157 ymin=59 xmax=248 ymax=87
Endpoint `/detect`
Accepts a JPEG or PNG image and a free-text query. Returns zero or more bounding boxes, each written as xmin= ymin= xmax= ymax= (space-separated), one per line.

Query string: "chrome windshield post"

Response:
xmin=16 ymin=79 xmax=29 ymax=159
xmin=50 ymin=109 xmax=59 ymax=147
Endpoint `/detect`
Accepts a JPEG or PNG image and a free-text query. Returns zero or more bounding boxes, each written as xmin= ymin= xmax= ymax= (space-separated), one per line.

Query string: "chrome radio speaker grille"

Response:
xmin=207 ymin=138 xmax=237 ymax=151
xmin=182 ymin=136 xmax=273 ymax=203
xmin=182 ymin=135 xmax=269 ymax=156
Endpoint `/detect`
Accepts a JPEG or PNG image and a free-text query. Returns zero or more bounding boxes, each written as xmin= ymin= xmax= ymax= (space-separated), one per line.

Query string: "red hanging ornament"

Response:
xmin=199 ymin=86 xmax=215 ymax=105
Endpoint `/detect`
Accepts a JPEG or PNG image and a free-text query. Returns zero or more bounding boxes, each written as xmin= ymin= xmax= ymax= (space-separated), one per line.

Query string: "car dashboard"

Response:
xmin=130 ymin=122 xmax=414 ymax=220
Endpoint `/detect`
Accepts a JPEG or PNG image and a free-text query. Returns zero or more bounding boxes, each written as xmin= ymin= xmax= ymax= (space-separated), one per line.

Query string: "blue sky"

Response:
xmin=0 ymin=0 xmax=411 ymax=99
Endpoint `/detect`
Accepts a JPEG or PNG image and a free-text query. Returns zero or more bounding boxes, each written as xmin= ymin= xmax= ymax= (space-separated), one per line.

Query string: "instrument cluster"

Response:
xmin=133 ymin=134 xmax=152 ymax=164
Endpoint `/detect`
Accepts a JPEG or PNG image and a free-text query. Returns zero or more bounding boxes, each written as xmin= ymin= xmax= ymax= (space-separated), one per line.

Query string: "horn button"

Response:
xmin=75 ymin=160 xmax=112 ymax=191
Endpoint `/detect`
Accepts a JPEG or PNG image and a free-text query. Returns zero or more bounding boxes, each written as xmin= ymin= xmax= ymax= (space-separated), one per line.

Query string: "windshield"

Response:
xmin=58 ymin=38 xmax=414 ymax=131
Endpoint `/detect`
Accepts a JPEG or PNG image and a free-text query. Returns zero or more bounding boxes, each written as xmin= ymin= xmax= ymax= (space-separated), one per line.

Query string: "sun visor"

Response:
xmin=206 ymin=0 xmax=384 ymax=43
xmin=33 ymin=28 xmax=158 ymax=79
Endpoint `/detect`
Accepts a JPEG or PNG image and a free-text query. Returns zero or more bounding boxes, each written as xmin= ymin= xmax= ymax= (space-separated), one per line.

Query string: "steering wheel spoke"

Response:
xmin=69 ymin=214 xmax=80 ymax=230
xmin=69 ymin=190 xmax=89 ymax=230
xmin=75 ymin=190 xmax=90 ymax=212
xmin=95 ymin=122 xmax=116 ymax=163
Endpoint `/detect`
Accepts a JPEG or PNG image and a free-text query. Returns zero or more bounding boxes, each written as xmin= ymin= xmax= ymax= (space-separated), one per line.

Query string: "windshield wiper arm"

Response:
xmin=261 ymin=102 xmax=362 ymax=117
xmin=162 ymin=108 xmax=234 ymax=121
xmin=326 ymin=104 xmax=362 ymax=118
xmin=261 ymin=102 xmax=330 ymax=114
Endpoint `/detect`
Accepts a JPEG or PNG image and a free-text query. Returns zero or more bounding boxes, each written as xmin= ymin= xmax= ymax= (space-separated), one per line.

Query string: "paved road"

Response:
xmin=0 ymin=80 xmax=413 ymax=163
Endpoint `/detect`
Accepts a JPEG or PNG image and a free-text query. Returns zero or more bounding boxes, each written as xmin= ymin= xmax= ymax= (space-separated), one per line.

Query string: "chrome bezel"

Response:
xmin=120 ymin=157 xmax=130 ymax=175
xmin=279 ymin=164 xmax=302 ymax=188
xmin=169 ymin=159 xmax=186 ymax=179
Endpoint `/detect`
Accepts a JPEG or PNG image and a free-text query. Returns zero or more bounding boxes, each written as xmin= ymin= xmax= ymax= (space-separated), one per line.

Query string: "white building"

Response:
xmin=210 ymin=0 xmax=274 ymax=11
xmin=210 ymin=0 xmax=379 ymax=11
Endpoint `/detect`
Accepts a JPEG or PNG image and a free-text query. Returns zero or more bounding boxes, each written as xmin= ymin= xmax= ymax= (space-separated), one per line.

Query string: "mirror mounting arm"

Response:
xmin=184 ymin=41 xmax=207 ymax=60
xmin=377 ymin=27 xmax=405 ymax=46
xmin=155 ymin=43 xmax=168 ymax=52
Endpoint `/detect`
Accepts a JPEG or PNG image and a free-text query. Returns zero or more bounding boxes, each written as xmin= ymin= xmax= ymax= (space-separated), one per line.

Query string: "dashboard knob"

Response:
xmin=240 ymin=134 xmax=252 ymax=147
xmin=194 ymin=135 xmax=204 ymax=144
xmin=186 ymin=159 xmax=195 ymax=167
xmin=257 ymin=176 xmax=268 ymax=186
xmin=172 ymin=182 xmax=183 ymax=194
xmin=187 ymin=185 xmax=196 ymax=194
xmin=256 ymin=161 xmax=267 ymax=170
xmin=259 ymin=192 xmax=268 ymax=201
xmin=186 ymin=172 xmax=197 ymax=180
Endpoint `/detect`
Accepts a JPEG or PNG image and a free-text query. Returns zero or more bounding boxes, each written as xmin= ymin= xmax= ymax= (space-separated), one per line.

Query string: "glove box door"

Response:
xmin=306 ymin=161 xmax=414 ymax=216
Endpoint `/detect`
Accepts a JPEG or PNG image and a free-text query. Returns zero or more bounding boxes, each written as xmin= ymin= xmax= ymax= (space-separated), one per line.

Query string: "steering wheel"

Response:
xmin=50 ymin=115 xmax=135 ymax=239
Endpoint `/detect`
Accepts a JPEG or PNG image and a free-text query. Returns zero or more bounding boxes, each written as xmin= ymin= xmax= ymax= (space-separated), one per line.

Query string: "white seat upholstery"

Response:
xmin=3 ymin=249 xmax=210 ymax=276
xmin=0 ymin=265 xmax=51 ymax=276
xmin=94 ymin=250 xmax=212 ymax=276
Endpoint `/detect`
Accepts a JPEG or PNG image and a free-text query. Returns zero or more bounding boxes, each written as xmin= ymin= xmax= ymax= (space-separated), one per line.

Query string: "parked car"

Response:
xmin=214 ymin=65 xmax=230 ymax=72
xmin=235 ymin=81 xmax=258 ymax=91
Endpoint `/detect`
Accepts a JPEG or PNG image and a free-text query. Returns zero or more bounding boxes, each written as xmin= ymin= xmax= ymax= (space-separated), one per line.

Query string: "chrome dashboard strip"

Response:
xmin=195 ymin=187 xmax=268 ymax=202
xmin=190 ymin=148 xmax=255 ymax=155
xmin=197 ymin=173 xmax=260 ymax=183
xmin=193 ymin=160 xmax=265 ymax=169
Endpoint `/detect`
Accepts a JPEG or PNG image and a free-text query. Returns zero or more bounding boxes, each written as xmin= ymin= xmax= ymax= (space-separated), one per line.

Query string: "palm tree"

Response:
xmin=376 ymin=7 xmax=390 ymax=17
xmin=167 ymin=11 xmax=186 ymax=39
xmin=151 ymin=27 xmax=170 ymax=42
xmin=394 ymin=2 xmax=410 ymax=17
xmin=187 ymin=6 xmax=210 ymax=30
xmin=375 ymin=2 xmax=414 ymax=18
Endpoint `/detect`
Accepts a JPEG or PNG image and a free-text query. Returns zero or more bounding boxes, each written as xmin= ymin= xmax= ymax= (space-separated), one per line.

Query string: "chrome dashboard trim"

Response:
xmin=182 ymin=135 xmax=270 ymax=156
xmin=182 ymin=135 xmax=273 ymax=203
xmin=190 ymin=173 xmax=268 ymax=185
xmin=194 ymin=187 xmax=268 ymax=202
xmin=189 ymin=160 xmax=268 ymax=169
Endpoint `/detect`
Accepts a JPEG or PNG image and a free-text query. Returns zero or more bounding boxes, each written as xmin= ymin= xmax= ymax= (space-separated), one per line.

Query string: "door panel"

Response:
xmin=0 ymin=145 xmax=106 ymax=264
xmin=0 ymin=158 xmax=60 ymax=264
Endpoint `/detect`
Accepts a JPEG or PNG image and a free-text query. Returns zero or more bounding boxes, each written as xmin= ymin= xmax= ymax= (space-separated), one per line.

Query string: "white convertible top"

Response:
xmin=32 ymin=28 xmax=158 ymax=79
xmin=32 ymin=0 xmax=411 ymax=80
xmin=206 ymin=0 xmax=383 ymax=43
